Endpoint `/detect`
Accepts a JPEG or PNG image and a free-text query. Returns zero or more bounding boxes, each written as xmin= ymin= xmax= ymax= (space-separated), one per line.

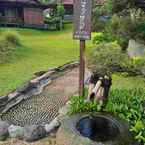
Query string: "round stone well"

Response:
xmin=56 ymin=113 xmax=132 ymax=145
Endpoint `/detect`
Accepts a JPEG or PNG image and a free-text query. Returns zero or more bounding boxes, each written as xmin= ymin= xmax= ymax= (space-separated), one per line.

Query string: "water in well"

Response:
xmin=76 ymin=115 xmax=120 ymax=142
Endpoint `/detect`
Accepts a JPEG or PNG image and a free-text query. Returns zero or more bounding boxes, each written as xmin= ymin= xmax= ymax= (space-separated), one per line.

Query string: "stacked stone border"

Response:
xmin=0 ymin=61 xmax=79 ymax=142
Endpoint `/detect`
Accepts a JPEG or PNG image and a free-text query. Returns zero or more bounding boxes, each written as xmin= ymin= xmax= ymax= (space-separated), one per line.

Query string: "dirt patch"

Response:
xmin=0 ymin=136 xmax=56 ymax=145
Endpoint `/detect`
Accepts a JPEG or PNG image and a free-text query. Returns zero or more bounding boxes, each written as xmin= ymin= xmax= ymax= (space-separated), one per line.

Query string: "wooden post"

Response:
xmin=79 ymin=40 xmax=85 ymax=96
xmin=73 ymin=0 xmax=92 ymax=97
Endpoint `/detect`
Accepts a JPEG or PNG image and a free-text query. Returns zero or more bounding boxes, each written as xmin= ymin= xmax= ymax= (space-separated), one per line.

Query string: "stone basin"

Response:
xmin=56 ymin=113 xmax=132 ymax=145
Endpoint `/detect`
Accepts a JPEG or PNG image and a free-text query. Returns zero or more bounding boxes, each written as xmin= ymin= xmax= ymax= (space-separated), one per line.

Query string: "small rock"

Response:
xmin=45 ymin=118 xmax=60 ymax=133
xmin=34 ymin=71 xmax=47 ymax=76
xmin=58 ymin=103 xmax=71 ymax=117
xmin=23 ymin=125 xmax=47 ymax=142
xmin=8 ymin=125 xmax=24 ymax=139
xmin=127 ymin=39 xmax=145 ymax=58
xmin=8 ymin=92 xmax=19 ymax=100
xmin=0 ymin=121 xmax=10 ymax=141
xmin=141 ymin=69 xmax=145 ymax=76
xmin=143 ymin=101 xmax=145 ymax=114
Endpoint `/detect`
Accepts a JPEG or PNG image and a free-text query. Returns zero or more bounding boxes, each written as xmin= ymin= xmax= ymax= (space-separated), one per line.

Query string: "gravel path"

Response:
xmin=2 ymin=67 xmax=79 ymax=126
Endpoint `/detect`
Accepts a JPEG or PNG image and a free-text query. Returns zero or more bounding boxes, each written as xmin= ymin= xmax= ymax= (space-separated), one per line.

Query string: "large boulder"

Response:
xmin=0 ymin=121 xmax=10 ymax=141
xmin=127 ymin=39 xmax=145 ymax=58
xmin=8 ymin=125 xmax=24 ymax=139
xmin=23 ymin=125 xmax=47 ymax=142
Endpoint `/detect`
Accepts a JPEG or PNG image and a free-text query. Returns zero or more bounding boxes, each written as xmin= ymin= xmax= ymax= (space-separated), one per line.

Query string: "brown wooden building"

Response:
xmin=59 ymin=0 xmax=106 ymax=15
xmin=0 ymin=0 xmax=107 ymax=28
xmin=0 ymin=0 xmax=47 ymax=28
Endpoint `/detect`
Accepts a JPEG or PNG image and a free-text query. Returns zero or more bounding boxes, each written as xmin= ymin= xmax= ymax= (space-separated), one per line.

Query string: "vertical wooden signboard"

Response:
xmin=73 ymin=0 xmax=92 ymax=96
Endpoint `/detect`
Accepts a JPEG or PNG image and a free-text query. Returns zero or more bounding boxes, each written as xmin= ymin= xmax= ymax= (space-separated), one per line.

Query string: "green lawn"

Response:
xmin=112 ymin=73 xmax=145 ymax=89
xmin=0 ymin=24 xmax=145 ymax=96
xmin=0 ymin=24 xmax=93 ymax=96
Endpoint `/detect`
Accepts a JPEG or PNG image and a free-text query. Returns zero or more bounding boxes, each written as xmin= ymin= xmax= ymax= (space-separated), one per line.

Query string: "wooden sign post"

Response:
xmin=73 ymin=0 xmax=92 ymax=96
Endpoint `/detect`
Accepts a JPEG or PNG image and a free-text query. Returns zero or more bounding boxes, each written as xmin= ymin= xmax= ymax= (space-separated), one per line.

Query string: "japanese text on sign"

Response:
xmin=73 ymin=0 xmax=92 ymax=40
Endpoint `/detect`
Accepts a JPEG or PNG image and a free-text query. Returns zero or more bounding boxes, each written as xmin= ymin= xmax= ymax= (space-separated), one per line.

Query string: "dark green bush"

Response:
xmin=57 ymin=4 xmax=65 ymax=18
xmin=93 ymin=14 xmax=145 ymax=50
xmin=87 ymin=42 xmax=126 ymax=75
xmin=92 ymin=15 xmax=131 ymax=50
xmin=44 ymin=17 xmax=61 ymax=24
xmin=88 ymin=42 xmax=145 ymax=76
xmin=44 ymin=17 xmax=62 ymax=30
xmin=135 ymin=19 xmax=145 ymax=41
xmin=92 ymin=4 xmax=109 ymax=31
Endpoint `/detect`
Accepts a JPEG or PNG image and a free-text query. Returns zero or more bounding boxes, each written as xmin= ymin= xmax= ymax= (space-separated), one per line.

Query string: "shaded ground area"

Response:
xmin=2 ymin=67 xmax=79 ymax=126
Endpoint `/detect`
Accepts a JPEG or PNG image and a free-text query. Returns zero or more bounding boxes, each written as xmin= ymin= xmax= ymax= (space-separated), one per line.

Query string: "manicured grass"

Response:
xmin=0 ymin=24 xmax=145 ymax=96
xmin=0 ymin=24 xmax=93 ymax=96
xmin=112 ymin=73 xmax=145 ymax=89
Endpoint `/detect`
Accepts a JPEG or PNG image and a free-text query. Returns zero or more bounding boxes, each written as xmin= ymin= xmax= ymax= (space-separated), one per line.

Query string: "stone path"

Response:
xmin=2 ymin=67 xmax=79 ymax=126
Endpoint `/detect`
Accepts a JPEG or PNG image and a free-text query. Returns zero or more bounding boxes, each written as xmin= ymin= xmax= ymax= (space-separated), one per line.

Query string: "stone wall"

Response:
xmin=0 ymin=61 xmax=78 ymax=115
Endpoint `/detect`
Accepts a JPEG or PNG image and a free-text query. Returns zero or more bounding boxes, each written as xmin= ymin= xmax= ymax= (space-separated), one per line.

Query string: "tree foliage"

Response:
xmin=57 ymin=4 xmax=65 ymax=17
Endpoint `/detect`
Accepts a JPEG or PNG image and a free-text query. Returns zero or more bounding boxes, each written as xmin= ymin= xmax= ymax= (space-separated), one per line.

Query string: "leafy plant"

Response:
xmin=69 ymin=96 xmax=102 ymax=115
xmin=87 ymin=42 xmax=127 ymax=75
xmin=88 ymin=42 xmax=145 ymax=76
xmin=69 ymin=88 xmax=145 ymax=143
xmin=106 ymin=89 xmax=145 ymax=143
xmin=56 ymin=4 xmax=65 ymax=30
xmin=57 ymin=4 xmax=65 ymax=18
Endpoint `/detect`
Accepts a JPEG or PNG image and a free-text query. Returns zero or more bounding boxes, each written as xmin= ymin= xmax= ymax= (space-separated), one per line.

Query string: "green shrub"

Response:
xmin=135 ymin=19 xmax=145 ymax=41
xmin=93 ymin=15 xmax=145 ymax=50
xmin=95 ymin=15 xmax=130 ymax=48
xmin=69 ymin=96 xmax=102 ymax=115
xmin=93 ymin=32 xmax=128 ymax=51
xmin=3 ymin=31 xmax=21 ymax=46
xmin=88 ymin=42 xmax=145 ymax=76
xmin=87 ymin=42 xmax=126 ymax=75
xmin=121 ymin=56 xmax=145 ymax=75
xmin=0 ymin=39 xmax=14 ymax=63
xmin=44 ymin=17 xmax=61 ymax=24
xmin=0 ymin=31 xmax=21 ymax=63
xmin=69 ymin=88 xmax=145 ymax=143
xmin=105 ymin=15 xmax=131 ymax=49
xmin=104 ymin=15 xmax=145 ymax=48
xmin=57 ymin=4 xmax=65 ymax=18
xmin=106 ymin=89 xmax=145 ymax=143
xmin=92 ymin=33 xmax=114 ymax=44
xmin=92 ymin=4 xmax=109 ymax=31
